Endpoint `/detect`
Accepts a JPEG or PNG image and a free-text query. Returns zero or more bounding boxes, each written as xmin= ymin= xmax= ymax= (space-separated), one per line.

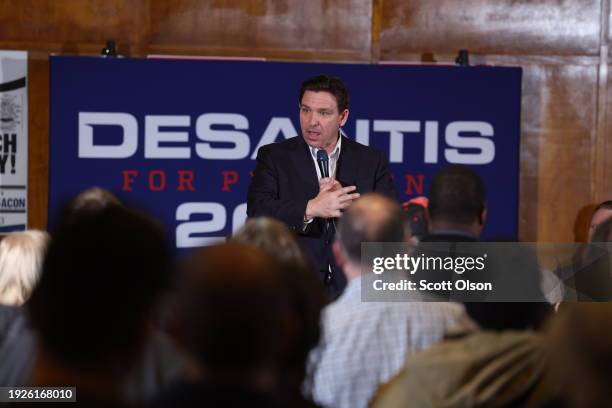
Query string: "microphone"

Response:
xmin=316 ymin=150 xmax=329 ymax=178
xmin=316 ymin=149 xmax=336 ymax=231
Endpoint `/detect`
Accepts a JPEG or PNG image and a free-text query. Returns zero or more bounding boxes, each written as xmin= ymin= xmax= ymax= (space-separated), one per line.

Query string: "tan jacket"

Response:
xmin=371 ymin=330 xmax=558 ymax=408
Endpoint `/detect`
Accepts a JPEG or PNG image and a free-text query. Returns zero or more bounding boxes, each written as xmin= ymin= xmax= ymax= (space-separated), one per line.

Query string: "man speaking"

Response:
xmin=247 ymin=75 xmax=397 ymax=296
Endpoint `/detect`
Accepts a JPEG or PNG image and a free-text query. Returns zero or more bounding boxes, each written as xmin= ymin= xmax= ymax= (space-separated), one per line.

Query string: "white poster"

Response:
xmin=0 ymin=50 xmax=27 ymax=232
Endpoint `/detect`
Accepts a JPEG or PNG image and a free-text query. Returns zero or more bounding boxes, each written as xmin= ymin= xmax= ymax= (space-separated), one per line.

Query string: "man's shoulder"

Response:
xmin=323 ymin=285 xmax=465 ymax=325
xmin=341 ymin=136 xmax=385 ymax=163
xmin=260 ymin=135 xmax=377 ymax=156
xmin=259 ymin=136 xmax=302 ymax=153
xmin=342 ymin=136 xmax=378 ymax=153
xmin=403 ymin=330 xmax=544 ymax=380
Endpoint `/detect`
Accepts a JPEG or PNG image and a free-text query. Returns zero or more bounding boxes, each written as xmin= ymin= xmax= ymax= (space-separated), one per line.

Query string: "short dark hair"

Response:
xmin=464 ymin=302 xmax=552 ymax=331
xmin=592 ymin=217 xmax=612 ymax=242
xmin=463 ymin=243 xmax=550 ymax=330
xmin=337 ymin=194 xmax=406 ymax=263
xmin=28 ymin=205 xmax=171 ymax=369
xmin=595 ymin=201 xmax=612 ymax=212
xmin=428 ymin=165 xmax=486 ymax=225
xmin=299 ymin=75 xmax=350 ymax=113
xmin=177 ymin=243 xmax=290 ymax=372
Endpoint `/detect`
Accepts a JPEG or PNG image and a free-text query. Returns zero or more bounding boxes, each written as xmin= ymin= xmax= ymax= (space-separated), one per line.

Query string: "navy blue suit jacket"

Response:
xmin=247 ymin=135 xmax=397 ymax=296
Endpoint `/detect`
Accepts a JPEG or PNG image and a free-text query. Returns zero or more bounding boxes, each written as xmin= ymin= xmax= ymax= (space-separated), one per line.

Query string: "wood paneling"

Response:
xmin=378 ymin=0 xmax=609 ymax=242
xmin=148 ymin=0 xmax=373 ymax=60
xmin=0 ymin=0 xmax=609 ymax=241
xmin=520 ymin=63 xmax=598 ymax=241
xmin=379 ymin=0 xmax=601 ymax=58
xmin=28 ymin=52 xmax=49 ymax=230
xmin=0 ymin=1 xmax=144 ymax=52
xmin=602 ymin=62 xmax=612 ymax=206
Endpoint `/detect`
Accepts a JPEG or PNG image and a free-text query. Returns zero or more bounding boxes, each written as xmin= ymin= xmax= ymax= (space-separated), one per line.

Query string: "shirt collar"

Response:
xmin=309 ymin=131 xmax=343 ymax=161
xmin=335 ymin=275 xmax=362 ymax=302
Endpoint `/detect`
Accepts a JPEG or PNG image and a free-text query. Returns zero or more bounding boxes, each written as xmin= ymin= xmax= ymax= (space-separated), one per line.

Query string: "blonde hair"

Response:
xmin=0 ymin=229 xmax=50 ymax=305
xmin=232 ymin=217 xmax=309 ymax=268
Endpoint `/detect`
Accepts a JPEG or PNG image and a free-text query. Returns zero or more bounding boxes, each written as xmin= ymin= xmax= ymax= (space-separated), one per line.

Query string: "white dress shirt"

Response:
xmin=302 ymin=133 xmax=343 ymax=226
xmin=308 ymin=132 xmax=343 ymax=181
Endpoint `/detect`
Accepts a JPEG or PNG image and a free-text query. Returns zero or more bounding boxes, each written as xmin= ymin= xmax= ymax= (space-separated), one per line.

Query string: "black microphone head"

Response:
xmin=316 ymin=150 xmax=329 ymax=162
xmin=316 ymin=150 xmax=330 ymax=178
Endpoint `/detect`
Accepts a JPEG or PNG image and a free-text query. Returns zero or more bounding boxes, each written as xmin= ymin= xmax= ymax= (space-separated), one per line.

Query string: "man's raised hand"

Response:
xmin=305 ymin=182 xmax=360 ymax=220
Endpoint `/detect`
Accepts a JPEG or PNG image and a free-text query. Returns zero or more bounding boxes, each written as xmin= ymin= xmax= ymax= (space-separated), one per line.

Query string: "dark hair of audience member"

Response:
xmin=464 ymin=302 xmax=551 ymax=332
xmin=232 ymin=218 xmax=326 ymax=399
xmin=595 ymin=200 xmax=612 ymax=212
xmin=572 ymin=218 xmax=612 ymax=301
xmin=548 ymin=303 xmax=612 ymax=407
xmin=462 ymin=239 xmax=552 ymax=331
xmin=428 ymin=165 xmax=486 ymax=225
xmin=175 ymin=243 xmax=291 ymax=381
xmin=50 ymin=187 xmax=122 ymax=231
xmin=27 ymin=205 xmax=172 ymax=370
xmin=464 ymin=246 xmax=551 ymax=331
xmin=591 ymin=217 xmax=612 ymax=243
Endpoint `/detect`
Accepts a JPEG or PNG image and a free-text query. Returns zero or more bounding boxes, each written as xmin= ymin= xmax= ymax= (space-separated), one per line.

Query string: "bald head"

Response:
xmin=336 ymin=194 xmax=406 ymax=264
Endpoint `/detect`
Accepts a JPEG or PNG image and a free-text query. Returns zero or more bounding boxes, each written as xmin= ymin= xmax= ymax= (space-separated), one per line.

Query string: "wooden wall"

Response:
xmin=0 ymin=0 xmax=609 ymax=241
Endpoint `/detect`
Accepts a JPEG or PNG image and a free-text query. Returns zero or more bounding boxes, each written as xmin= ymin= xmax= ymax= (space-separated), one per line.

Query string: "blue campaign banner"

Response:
xmin=49 ymin=56 xmax=521 ymax=247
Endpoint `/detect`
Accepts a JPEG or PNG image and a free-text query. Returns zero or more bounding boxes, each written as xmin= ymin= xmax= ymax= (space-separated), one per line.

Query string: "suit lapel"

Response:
xmin=336 ymin=136 xmax=359 ymax=187
xmin=289 ymin=135 xmax=359 ymax=200
xmin=290 ymin=137 xmax=319 ymax=198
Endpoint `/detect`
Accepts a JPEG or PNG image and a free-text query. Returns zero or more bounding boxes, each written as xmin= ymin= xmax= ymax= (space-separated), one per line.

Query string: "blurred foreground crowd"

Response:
xmin=0 ymin=166 xmax=611 ymax=408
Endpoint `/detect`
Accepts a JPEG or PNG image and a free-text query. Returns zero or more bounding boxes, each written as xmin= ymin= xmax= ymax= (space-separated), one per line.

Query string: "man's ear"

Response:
xmin=478 ymin=205 xmax=488 ymax=226
xmin=333 ymin=240 xmax=346 ymax=267
xmin=339 ymin=109 xmax=349 ymax=127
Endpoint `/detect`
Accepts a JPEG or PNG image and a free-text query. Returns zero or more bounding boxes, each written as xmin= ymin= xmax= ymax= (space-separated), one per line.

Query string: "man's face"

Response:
xmin=588 ymin=208 xmax=612 ymax=242
xmin=300 ymin=90 xmax=349 ymax=154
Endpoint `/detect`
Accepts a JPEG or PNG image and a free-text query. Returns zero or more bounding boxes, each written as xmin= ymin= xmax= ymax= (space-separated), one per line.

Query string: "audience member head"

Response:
xmin=27 ymin=205 xmax=171 ymax=373
xmin=428 ymin=165 xmax=487 ymax=237
xmin=232 ymin=217 xmax=310 ymax=269
xmin=67 ymin=186 xmax=121 ymax=213
xmin=548 ymin=304 xmax=612 ymax=407
xmin=403 ymin=196 xmax=430 ymax=239
xmin=572 ymin=217 xmax=612 ymax=301
xmin=463 ymin=302 xmax=551 ymax=332
xmin=583 ymin=216 xmax=612 ymax=266
xmin=175 ymin=243 xmax=291 ymax=387
xmin=233 ymin=218 xmax=326 ymax=392
xmin=334 ymin=193 xmax=408 ymax=280
xmin=51 ymin=187 xmax=122 ymax=232
xmin=588 ymin=201 xmax=612 ymax=242
xmin=462 ymin=240 xmax=551 ymax=330
xmin=0 ymin=230 xmax=49 ymax=306
xmin=590 ymin=214 xmax=612 ymax=243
